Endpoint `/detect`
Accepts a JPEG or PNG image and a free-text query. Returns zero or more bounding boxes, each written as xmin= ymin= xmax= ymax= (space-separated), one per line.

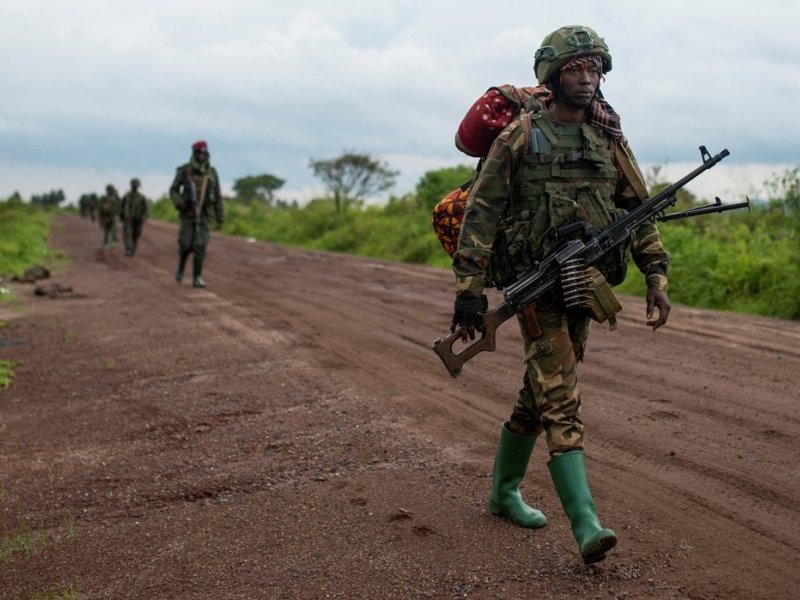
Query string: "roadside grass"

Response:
xmin=0 ymin=521 xmax=48 ymax=564
xmin=0 ymin=359 xmax=14 ymax=390
xmin=29 ymin=587 xmax=79 ymax=600
xmin=0 ymin=199 xmax=53 ymax=279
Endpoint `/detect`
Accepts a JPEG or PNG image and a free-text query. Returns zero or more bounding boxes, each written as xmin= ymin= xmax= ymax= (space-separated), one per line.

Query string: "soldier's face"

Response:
xmin=193 ymin=149 xmax=209 ymax=163
xmin=559 ymin=63 xmax=600 ymax=109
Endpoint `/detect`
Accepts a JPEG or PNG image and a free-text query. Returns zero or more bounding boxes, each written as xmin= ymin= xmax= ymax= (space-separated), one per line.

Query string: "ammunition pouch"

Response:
xmin=582 ymin=267 xmax=622 ymax=329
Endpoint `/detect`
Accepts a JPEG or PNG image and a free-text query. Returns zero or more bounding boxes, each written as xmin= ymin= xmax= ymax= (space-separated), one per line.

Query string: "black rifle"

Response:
xmin=432 ymin=146 xmax=749 ymax=378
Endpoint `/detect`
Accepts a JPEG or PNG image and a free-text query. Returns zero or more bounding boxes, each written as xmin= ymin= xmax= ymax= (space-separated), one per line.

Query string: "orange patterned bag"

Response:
xmin=431 ymin=180 xmax=473 ymax=256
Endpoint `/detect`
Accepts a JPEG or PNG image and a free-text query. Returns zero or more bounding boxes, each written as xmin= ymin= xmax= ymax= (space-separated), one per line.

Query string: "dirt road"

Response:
xmin=1 ymin=214 xmax=799 ymax=599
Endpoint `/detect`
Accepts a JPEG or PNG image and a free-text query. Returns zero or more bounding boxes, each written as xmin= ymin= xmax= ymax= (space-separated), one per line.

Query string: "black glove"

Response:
xmin=451 ymin=293 xmax=489 ymax=331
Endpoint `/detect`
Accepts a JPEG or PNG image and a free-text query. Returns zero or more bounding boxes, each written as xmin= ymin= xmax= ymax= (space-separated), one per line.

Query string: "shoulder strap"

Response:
xmin=614 ymin=140 xmax=649 ymax=201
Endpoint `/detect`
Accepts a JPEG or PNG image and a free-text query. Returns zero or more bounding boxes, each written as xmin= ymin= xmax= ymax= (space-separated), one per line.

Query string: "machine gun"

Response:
xmin=432 ymin=146 xmax=749 ymax=378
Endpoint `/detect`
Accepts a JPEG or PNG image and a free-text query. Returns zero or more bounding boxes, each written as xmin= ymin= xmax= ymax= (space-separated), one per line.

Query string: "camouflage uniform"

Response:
xmin=454 ymin=111 xmax=669 ymax=453
xmin=169 ymin=141 xmax=223 ymax=287
xmin=453 ymin=25 xmax=672 ymax=565
xmin=97 ymin=185 xmax=121 ymax=249
xmin=121 ymin=179 xmax=149 ymax=257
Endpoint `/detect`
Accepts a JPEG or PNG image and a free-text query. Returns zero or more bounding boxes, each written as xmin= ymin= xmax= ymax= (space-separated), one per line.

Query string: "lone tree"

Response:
xmin=309 ymin=151 xmax=398 ymax=213
xmin=232 ymin=174 xmax=285 ymax=205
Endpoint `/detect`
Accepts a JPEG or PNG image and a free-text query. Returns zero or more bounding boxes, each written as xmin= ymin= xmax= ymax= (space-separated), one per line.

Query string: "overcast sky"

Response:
xmin=1 ymin=0 xmax=797 ymax=204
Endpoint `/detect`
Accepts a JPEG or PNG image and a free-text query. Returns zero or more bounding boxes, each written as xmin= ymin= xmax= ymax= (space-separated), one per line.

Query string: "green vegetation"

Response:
xmin=0 ymin=521 xmax=48 ymax=564
xmin=618 ymin=168 xmax=800 ymax=319
xmin=232 ymin=173 xmax=285 ymax=205
xmin=309 ymin=151 xmax=399 ymax=213
xmin=0 ymin=360 xmax=14 ymax=390
xmin=0 ymin=193 xmax=53 ymax=278
xmin=30 ymin=587 xmax=79 ymax=600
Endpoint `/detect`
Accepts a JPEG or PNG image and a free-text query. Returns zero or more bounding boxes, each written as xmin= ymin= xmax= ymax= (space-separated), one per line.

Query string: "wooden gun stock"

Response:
xmin=431 ymin=302 xmax=516 ymax=378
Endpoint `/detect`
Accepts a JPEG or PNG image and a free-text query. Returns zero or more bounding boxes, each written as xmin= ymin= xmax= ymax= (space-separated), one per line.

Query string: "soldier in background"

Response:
xmin=97 ymin=184 xmax=121 ymax=250
xmin=79 ymin=194 xmax=91 ymax=219
xmin=120 ymin=178 xmax=149 ymax=257
xmin=78 ymin=193 xmax=98 ymax=222
xmin=169 ymin=140 xmax=224 ymax=288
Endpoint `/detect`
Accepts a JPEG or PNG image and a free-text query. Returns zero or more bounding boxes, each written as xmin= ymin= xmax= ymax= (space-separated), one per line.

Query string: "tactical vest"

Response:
xmin=98 ymin=194 xmax=119 ymax=219
xmin=182 ymin=165 xmax=218 ymax=212
xmin=491 ymin=109 xmax=629 ymax=287
xmin=124 ymin=192 xmax=148 ymax=220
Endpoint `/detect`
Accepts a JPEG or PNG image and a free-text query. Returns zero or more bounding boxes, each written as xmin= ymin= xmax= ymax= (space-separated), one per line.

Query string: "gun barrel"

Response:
xmin=657 ymin=199 xmax=750 ymax=222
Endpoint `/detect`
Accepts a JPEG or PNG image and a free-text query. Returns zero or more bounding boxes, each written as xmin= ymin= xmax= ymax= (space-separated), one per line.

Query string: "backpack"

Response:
xmin=432 ymin=84 xmax=550 ymax=256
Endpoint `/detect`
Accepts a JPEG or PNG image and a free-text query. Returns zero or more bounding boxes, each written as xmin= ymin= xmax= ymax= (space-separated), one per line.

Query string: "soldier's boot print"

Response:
xmin=548 ymin=450 xmax=617 ymax=564
xmin=192 ymin=255 xmax=205 ymax=288
xmin=175 ymin=251 xmax=190 ymax=283
xmin=489 ymin=422 xmax=547 ymax=528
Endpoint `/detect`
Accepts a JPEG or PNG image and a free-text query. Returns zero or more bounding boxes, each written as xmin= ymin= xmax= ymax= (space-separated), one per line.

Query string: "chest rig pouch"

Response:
xmin=491 ymin=110 xmax=630 ymax=290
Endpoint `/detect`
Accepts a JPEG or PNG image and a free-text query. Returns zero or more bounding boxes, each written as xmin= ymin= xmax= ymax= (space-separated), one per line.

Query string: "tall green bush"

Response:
xmin=0 ymin=195 xmax=52 ymax=278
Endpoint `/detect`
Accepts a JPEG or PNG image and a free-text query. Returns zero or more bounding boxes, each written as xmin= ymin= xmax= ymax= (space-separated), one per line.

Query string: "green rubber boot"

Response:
xmin=548 ymin=450 xmax=617 ymax=564
xmin=489 ymin=423 xmax=547 ymax=528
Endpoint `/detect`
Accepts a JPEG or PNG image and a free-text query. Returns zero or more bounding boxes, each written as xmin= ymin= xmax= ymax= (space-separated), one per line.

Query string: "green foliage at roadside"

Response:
xmin=30 ymin=589 xmax=79 ymax=600
xmin=0 ymin=194 xmax=53 ymax=278
xmin=221 ymin=195 xmax=450 ymax=267
xmin=414 ymin=163 xmax=477 ymax=210
xmin=0 ymin=360 xmax=13 ymax=391
xmin=0 ymin=521 xmax=48 ymax=564
xmin=617 ymin=172 xmax=800 ymax=319
xmin=150 ymin=194 xmax=178 ymax=223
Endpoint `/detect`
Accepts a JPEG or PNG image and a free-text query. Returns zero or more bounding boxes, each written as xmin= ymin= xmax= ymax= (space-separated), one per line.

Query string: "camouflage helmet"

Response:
xmin=534 ymin=25 xmax=612 ymax=85
xmin=130 ymin=178 xmax=140 ymax=187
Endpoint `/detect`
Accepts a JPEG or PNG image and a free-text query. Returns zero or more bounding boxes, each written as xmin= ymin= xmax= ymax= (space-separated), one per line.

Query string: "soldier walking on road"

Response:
xmin=169 ymin=140 xmax=224 ymax=288
xmin=97 ymin=184 xmax=121 ymax=250
xmin=121 ymin=178 xmax=150 ymax=257
xmin=450 ymin=26 xmax=671 ymax=564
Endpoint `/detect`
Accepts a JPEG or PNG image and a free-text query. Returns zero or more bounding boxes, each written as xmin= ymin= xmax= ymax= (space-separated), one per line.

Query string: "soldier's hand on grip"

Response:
xmin=451 ymin=293 xmax=489 ymax=342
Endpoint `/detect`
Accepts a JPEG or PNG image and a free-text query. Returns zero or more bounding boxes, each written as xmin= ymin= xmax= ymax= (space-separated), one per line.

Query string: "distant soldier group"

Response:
xmin=75 ymin=140 xmax=223 ymax=287
xmin=81 ymin=179 xmax=150 ymax=255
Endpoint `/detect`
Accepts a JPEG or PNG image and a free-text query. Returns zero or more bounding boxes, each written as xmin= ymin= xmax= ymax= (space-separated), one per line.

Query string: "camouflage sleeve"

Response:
xmin=451 ymin=120 xmax=526 ymax=296
xmin=169 ymin=167 xmax=185 ymax=210
xmin=614 ymin=139 xmax=670 ymax=291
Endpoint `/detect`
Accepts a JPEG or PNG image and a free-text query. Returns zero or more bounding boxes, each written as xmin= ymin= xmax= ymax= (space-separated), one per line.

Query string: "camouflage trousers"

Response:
xmin=178 ymin=216 xmax=210 ymax=261
xmin=123 ymin=218 xmax=145 ymax=254
xmin=509 ymin=305 xmax=592 ymax=454
xmin=100 ymin=219 xmax=118 ymax=248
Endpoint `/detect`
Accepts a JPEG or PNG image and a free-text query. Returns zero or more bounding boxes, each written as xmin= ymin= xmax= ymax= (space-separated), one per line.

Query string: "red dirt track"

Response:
xmin=1 ymin=214 xmax=799 ymax=599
